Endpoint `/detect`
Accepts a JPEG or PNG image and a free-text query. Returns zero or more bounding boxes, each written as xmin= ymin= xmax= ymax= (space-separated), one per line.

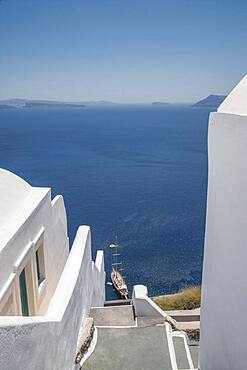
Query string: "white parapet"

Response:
xmin=132 ymin=284 xmax=167 ymax=318
xmin=91 ymin=250 xmax=106 ymax=307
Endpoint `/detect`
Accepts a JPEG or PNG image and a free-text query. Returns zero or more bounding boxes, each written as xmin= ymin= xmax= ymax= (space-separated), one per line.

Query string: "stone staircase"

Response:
xmin=80 ymin=301 xmax=199 ymax=370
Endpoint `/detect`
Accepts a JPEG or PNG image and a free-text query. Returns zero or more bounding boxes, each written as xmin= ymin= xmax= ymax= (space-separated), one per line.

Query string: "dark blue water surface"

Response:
xmin=0 ymin=105 xmax=209 ymax=299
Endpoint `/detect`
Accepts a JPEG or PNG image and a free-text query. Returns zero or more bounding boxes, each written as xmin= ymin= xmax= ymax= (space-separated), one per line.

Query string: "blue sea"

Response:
xmin=0 ymin=105 xmax=209 ymax=299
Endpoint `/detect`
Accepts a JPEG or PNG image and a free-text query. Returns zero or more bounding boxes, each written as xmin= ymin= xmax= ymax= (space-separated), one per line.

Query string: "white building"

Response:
xmin=0 ymin=169 xmax=105 ymax=370
xmin=200 ymin=75 xmax=247 ymax=370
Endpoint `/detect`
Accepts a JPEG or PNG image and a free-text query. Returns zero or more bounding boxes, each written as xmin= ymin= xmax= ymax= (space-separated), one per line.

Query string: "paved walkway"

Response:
xmin=83 ymin=326 xmax=172 ymax=370
xmin=84 ymin=305 xmax=199 ymax=370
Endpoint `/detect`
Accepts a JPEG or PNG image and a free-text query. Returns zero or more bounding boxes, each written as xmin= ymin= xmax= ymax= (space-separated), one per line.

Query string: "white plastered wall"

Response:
xmin=200 ymin=75 xmax=247 ymax=370
xmin=0 ymin=169 xmax=69 ymax=315
xmin=0 ymin=227 xmax=105 ymax=370
xmin=0 ymin=170 xmax=106 ymax=370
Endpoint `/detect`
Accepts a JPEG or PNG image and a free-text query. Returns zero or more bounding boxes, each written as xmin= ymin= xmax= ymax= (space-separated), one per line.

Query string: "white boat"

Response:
xmin=109 ymin=240 xmax=128 ymax=299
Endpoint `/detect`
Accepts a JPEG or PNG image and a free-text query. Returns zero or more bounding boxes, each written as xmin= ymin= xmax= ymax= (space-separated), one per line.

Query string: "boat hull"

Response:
xmin=111 ymin=269 xmax=128 ymax=299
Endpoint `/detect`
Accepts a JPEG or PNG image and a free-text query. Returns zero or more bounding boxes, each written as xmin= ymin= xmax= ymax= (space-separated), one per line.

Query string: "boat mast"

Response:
xmin=110 ymin=235 xmax=122 ymax=272
xmin=114 ymin=235 xmax=118 ymax=270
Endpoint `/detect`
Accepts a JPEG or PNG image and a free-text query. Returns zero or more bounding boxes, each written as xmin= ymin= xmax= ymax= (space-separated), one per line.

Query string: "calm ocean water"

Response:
xmin=0 ymin=105 xmax=209 ymax=299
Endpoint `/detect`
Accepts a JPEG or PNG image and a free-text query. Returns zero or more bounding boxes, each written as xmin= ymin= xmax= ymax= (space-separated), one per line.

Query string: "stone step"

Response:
xmin=104 ymin=298 xmax=132 ymax=307
xmin=90 ymin=305 xmax=135 ymax=327
xmin=166 ymin=308 xmax=200 ymax=322
xmin=176 ymin=321 xmax=200 ymax=330
xmin=83 ymin=326 xmax=173 ymax=370
xmin=137 ymin=316 xmax=165 ymax=327
xmin=176 ymin=321 xmax=200 ymax=342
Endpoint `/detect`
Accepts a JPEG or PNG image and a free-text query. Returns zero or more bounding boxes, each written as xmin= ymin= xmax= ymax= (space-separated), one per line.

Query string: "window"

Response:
xmin=36 ymin=250 xmax=41 ymax=284
xmin=35 ymin=244 xmax=45 ymax=286
xmin=19 ymin=268 xmax=29 ymax=316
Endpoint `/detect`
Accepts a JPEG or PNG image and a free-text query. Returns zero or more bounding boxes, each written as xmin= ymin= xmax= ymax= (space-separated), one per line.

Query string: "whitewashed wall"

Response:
xmin=0 ymin=226 xmax=105 ymax=370
xmin=132 ymin=285 xmax=167 ymax=318
xmin=0 ymin=169 xmax=69 ymax=315
xmin=200 ymin=77 xmax=247 ymax=370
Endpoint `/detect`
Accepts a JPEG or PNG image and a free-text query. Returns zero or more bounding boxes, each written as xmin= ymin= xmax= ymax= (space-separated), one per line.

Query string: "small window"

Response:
xmin=35 ymin=244 xmax=45 ymax=286
xmin=19 ymin=268 xmax=29 ymax=316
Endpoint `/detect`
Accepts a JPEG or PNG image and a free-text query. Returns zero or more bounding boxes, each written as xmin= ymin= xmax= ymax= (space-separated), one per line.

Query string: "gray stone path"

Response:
xmin=85 ymin=304 xmax=199 ymax=369
xmin=83 ymin=326 xmax=172 ymax=370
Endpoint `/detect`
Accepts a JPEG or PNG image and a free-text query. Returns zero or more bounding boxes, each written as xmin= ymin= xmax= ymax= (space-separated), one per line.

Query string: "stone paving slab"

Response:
xmin=83 ymin=326 xmax=173 ymax=370
xmin=90 ymin=305 xmax=135 ymax=326
xmin=173 ymin=336 xmax=190 ymax=369
xmin=189 ymin=344 xmax=199 ymax=368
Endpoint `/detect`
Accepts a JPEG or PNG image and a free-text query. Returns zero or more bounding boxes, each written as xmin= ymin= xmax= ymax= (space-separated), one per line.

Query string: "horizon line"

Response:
xmin=0 ymin=94 xmax=226 ymax=106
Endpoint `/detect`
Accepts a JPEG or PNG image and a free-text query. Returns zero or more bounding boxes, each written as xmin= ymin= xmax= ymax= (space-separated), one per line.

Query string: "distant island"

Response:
xmin=0 ymin=99 xmax=116 ymax=109
xmin=0 ymin=96 xmax=228 ymax=109
xmin=152 ymin=102 xmax=170 ymax=106
xmin=193 ymin=95 xmax=226 ymax=108
xmin=80 ymin=100 xmax=116 ymax=106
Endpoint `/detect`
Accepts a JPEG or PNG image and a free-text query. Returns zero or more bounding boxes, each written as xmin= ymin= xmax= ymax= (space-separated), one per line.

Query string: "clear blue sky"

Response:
xmin=1 ymin=0 xmax=247 ymax=103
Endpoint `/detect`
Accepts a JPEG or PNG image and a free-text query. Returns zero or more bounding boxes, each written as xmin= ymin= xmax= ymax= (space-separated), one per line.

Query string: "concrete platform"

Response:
xmin=90 ymin=305 xmax=135 ymax=326
xmin=83 ymin=326 xmax=172 ymax=370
